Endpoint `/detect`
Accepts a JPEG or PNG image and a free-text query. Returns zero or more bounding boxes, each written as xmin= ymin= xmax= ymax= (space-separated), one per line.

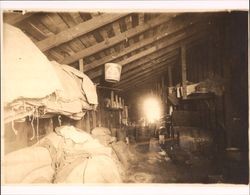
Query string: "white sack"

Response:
xmin=57 ymin=155 xmax=122 ymax=183
xmin=62 ymin=65 xmax=98 ymax=105
xmin=2 ymin=146 xmax=53 ymax=184
xmin=3 ymin=23 xmax=62 ymax=103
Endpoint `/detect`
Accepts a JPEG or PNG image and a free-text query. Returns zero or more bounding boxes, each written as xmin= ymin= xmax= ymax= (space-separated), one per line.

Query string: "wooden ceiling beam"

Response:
xmin=123 ymin=67 xmax=172 ymax=91
xmin=118 ymin=52 xmax=178 ymax=82
xmin=121 ymin=65 xmax=172 ymax=91
xmin=82 ymin=13 xmax=213 ymax=72
xmin=36 ymin=13 xmax=128 ymax=52
xmin=123 ymin=77 xmax=159 ymax=92
xmin=117 ymin=60 xmax=176 ymax=89
xmin=61 ymin=14 xmax=174 ymax=64
xmin=86 ymin=34 xmax=182 ymax=79
xmin=93 ymin=50 xmax=176 ymax=85
xmin=3 ymin=12 xmax=35 ymax=25
xmin=87 ymin=30 xmax=206 ymax=79
xmin=124 ymin=76 xmax=161 ymax=92
xmin=121 ymin=33 xmax=212 ymax=91
xmin=117 ymin=57 xmax=177 ymax=88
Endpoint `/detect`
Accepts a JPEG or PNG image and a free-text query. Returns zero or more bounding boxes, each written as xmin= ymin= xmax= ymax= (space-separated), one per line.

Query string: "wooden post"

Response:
xmin=161 ymin=76 xmax=166 ymax=112
xmin=181 ymin=45 xmax=187 ymax=99
xmin=79 ymin=58 xmax=84 ymax=72
xmin=85 ymin=112 xmax=91 ymax=133
xmin=119 ymin=97 xmax=122 ymax=108
xmin=168 ymin=66 xmax=173 ymax=87
xmin=167 ymin=65 xmax=173 ymax=115
xmin=111 ymin=91 xmax=114 ymax=108
xmin=122 ymin=99 xmax=125 ymax=108
xmin=115 ymin=95 xmax=119 ymax=108
xmin=97 ymin=107 xmax=102 ymax=127
xmin=92 ymin=111 xmax=97 ymax=129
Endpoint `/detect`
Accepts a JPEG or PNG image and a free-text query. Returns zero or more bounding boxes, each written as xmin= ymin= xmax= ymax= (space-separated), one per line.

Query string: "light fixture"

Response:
xmin=143 ymin=97 xmax=161 ymax=123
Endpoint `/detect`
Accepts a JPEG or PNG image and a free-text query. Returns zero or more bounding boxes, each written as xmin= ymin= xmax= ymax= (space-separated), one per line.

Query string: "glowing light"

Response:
xmin=143 ymin=97 xmax=161 ymax=123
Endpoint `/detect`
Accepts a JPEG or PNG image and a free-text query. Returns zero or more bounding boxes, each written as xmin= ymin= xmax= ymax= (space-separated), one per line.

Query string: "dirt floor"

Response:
xmin=123 ymin=141 xmax=248 ymax=184
xmin=124 ymin=144 xmax=212 ymax=183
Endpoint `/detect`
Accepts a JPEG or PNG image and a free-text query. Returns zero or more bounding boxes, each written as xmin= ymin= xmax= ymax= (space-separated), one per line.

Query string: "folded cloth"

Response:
xmin=55 ymin=126 xmax=92 ymax=144
xmin=61 ymin=64 xmax=98 ymax=105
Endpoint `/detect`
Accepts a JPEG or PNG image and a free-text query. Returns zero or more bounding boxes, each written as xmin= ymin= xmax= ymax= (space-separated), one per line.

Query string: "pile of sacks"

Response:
xmin=91 ymin=127 xmax=137 ymax=169
xmin=2 ymin=126 xmax=122 ymax=184
xmin=3 ymin=24 xmax=98 ymax=123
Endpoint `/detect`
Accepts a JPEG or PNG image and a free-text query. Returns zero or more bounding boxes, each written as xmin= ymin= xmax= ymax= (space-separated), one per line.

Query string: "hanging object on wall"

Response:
xmin=105 ymin=63 xmax=122 ymax=83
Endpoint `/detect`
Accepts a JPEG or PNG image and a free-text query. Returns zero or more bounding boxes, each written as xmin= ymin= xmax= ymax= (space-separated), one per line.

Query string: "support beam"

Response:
xmin=181 ymin=45 xmax=187 ymax=99
xmin=120 ymin=65 xmax=172 ymax=90
xmin=61 ymin=14 xmax=174 ymax=64
xmin=117 ymin=55 xmax=177 ymax=86
xmin=79 ymin=58 xmax=84 ymax=72
xmin=3 ymin=12 xmax=35 ymax=25
xmin=37 ymin=13 xmax=128 ymax=52
xmin=122 ymin=68 xmax=171 ymax=92
xmin=87 ymin=30 xmax=206 ymax=79
xmin=92 ymin=111 xmax=97 ymax=129
xmin=118 ymin=52 xmax=177 ymax=82
xmin=120 ymin=37 xmax=206 ymax=90
xmin=161 ymin=76 xmax=166 ymax=107
xmin=85 ymin=112 xmax=91 ymax=133
xmin=82 ymin=14 xmax=212 ymax=72
xmin=168 ymin=66 xmax=173 ymax=87
xmin=118 ymin=66 xmax=171 ymax=90
xmin=119 ymin=61 xmax=176 ymax=90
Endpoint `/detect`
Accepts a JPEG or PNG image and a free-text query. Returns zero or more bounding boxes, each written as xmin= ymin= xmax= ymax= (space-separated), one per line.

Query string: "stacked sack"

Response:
xmin=2 ymin=146 xmax=54 ymax=183
xmin=2 ymin=125 xmax=122 ymax=184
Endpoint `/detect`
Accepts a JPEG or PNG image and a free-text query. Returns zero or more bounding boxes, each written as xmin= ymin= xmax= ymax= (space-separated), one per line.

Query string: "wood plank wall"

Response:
xmin=4 ymin=118 xmax=53 ymax=154
xmin=165 ymin=12 xmax=248 ymax=151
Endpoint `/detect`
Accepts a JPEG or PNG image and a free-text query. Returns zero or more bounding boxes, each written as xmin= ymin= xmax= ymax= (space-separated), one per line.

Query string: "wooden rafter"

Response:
xmin=86 ymin=36 xmax=181 ymax=79
xmin=118 ymin=51 xmax=178 ymax=82
xmin=61 ymin=14 xmax=174 ymax=64
xmin=122 ymin=65 xmax=174 ymax=91
xmin=119 ymin=38 xmax=213 ymax=90
xmin=36 ymin=13 xmax=128 ymax=52
xmin=121 ymin=54 xmax=177 ymax=80
xmin=81 ymin=13 xmax=213 ymax=72
xmin=121 ymin=33 xmax=212 ymax=91
xmin=124 ymin=76 xmax=161 ymax=91
xmin=3 ymin=12 xmax=35 ymax=25
xmin=87 ymin=29 xmax=207 ymax=79
xmin=117 ymin=59 xmax=176 ymax=88
xmin=121 ymin=64 xmax=173 ymax=91
xmin=117 ymin=57 xmax=177 ymax=87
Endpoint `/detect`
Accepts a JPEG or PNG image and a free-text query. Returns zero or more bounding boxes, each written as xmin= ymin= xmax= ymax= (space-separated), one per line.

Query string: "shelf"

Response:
xmin=182 ymin=92 xmax=214 ymax=101
xmin=105 ymin=107 xmax=123 ymax=111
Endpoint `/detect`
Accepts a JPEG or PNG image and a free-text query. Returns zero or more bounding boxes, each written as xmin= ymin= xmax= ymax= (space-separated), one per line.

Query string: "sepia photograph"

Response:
xmin=1 ymin=1 xmax=249 ymax=194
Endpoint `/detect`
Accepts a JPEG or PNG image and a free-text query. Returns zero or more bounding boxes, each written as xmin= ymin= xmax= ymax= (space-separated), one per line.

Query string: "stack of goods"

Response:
xmin=111 ymin=141 xmax=137 ymax=169
xmin=3 ymin=23 xmax=98 ymax=124
xmin=91 ymin=127 xmax=138 ymax=179
xmin=3 ymin=125 xmax=122 ymax=184
xmin=195 ymin=74 xmax=225 ymax=96
xmin=91 ymin=127 xmax=115 ymax=146
xmin=3 ymin=146 xmax=54 ymax=183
